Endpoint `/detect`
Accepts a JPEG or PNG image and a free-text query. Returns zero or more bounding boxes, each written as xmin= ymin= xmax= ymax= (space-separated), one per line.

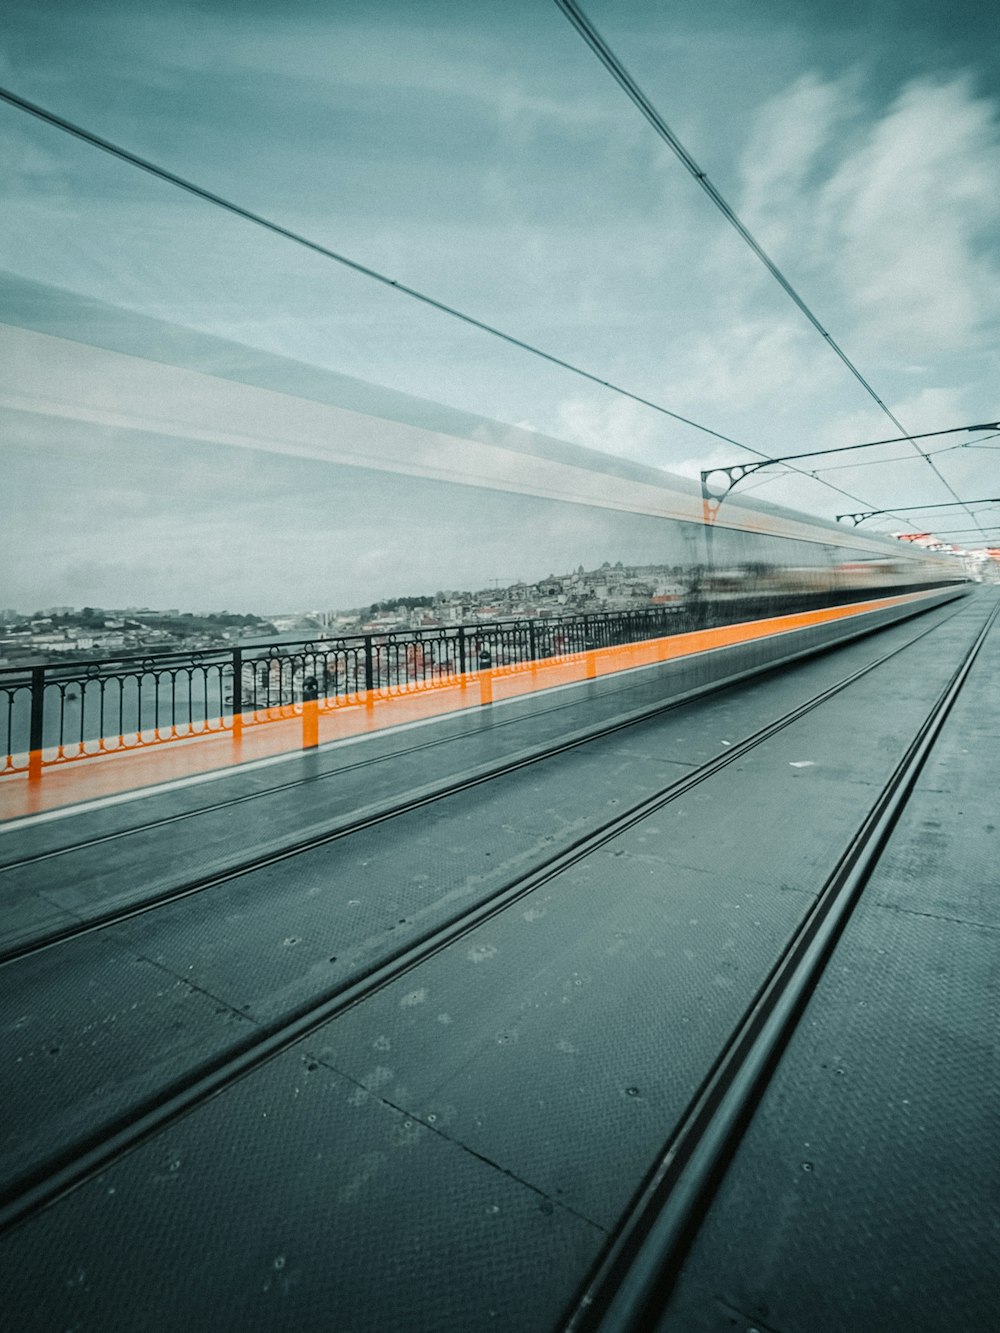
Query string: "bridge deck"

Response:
xmin=1 ymin=592 xmax=995 ymax=1332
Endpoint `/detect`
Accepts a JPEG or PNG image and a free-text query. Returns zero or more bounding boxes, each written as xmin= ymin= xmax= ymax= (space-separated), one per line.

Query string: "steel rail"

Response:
xmin=0 ymin=586 xmax=962 ymax=873
xmin=4 ymin=583 xmax=894 ymax=867
xmin=0 ymin=674 xmax=783 ymax=960
xmin=0 ymin=648 xmax=700 ymax=872
xmin=0 ymin=596 xmax=972 ymax=1237
xmin=0 ymin=595 xmax=963 ymax=965
xmin=563 ymin=596 xmax=999 ymax=1333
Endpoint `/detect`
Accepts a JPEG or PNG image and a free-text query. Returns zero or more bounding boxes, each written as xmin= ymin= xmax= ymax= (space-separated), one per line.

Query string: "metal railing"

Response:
xmin=1 ymin=604 xmax=693 ymax=777
xmin=0 ymin=582 xmax=960 ymax=779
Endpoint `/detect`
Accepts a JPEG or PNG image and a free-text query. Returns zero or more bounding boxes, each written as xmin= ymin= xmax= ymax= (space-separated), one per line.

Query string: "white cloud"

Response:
xmin=733 ymin=71 xmax=1000 ymax=366
xmin=552 ymin=392 xmax=669 ymax=463
xmin=656 ymin=68 xmax=1000 ymax=496
xmin=665 ymin=315 xmax=839 ymax=417
xmin=738 ymin=72 xmax=857 ymax=253
xmin=820 ymin=75 xmax=1000 ymax=357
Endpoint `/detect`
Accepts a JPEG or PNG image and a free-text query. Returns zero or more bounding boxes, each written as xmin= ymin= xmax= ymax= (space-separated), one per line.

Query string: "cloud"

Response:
xmin=651 ymin=66 xmax=1000 ymax=499
xmin=738 ymin=72 xmax=858 ymax=254
xmin=665 ymin=315 xmax=840 ymax=418
xmin=552 ymin=393 xmax=671 ymax=464
xmin=821 ymin=75 xmax=1000 ymax=356
xmin=735 ymin=71 xmax=1000 ymax=363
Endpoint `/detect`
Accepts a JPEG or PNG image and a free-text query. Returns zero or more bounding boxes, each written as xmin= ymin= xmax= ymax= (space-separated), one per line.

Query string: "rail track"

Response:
xmin=0 ymin=595 xmax=985 ymax=1258
xmin=0 ymin=598 xmax=966 ymax=966
xmin=563 ymin=594 xmax=1000 ymax=1331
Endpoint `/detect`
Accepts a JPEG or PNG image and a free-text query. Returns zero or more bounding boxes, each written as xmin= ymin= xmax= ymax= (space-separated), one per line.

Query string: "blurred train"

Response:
xmin=0 ymin=274 xmax=972 ymax=733
xmin=677 ymin=548 xmax=966 ymax=627
xmin=623 ymin=491 xmax=969 ymax=642
xmin=508 ymin=492 xmax=973 ymax=713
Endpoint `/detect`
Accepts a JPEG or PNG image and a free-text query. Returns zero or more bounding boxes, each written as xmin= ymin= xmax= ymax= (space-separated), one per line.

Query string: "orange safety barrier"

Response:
xmin=1 ymin=589 xmax=942 ymax=821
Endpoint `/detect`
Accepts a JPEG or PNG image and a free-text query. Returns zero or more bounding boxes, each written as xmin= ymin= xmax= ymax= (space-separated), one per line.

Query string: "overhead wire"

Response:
xmin=808 ymin=439 xmax=990 ymax=476
xmin=799 ymin=431 xmax=1000 ymax=483
xmin=552 ymin=0 xmax=989 ymax=539
xmin=0 ymin=84 xmax=924 ymax=529
xmin=0 ymin=84 xmax=742 ymax=453
xmin=920 ymin=527 xmax=1000 ymax=537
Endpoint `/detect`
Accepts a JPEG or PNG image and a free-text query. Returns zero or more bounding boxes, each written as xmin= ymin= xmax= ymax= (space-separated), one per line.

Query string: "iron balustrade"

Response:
xmin=1 ymin=605 xmax=694 ymax=776
xmin=0 ymin=582 xmax=961 ymax=778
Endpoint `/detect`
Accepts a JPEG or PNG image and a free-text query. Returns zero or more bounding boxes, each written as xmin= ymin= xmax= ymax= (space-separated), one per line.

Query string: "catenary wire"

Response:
xmin=0 ymin=83 xmax=921 ymax=529
xmin=552 ymin=0 xmax=988 ymax=539
xmin=808 ymin=439 xmax=989 ymax=476
xmin=917 ymin=527 xmax=1000 ymax=537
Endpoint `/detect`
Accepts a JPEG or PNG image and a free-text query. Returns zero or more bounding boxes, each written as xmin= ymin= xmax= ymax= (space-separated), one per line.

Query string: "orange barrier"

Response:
xmin=2 ymin=589 xmax=941 ymax=821
xmin=301 ymin=694 xmax=319 ymax=750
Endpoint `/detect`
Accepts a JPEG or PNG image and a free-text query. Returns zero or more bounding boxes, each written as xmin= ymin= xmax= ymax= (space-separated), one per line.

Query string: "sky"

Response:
xmin=1 ymin=0 xmax=999 ymax=612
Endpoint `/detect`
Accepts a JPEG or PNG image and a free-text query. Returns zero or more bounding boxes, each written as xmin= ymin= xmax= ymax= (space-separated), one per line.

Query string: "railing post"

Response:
xmin=457 ymin=626 xmax=467 ymax=685
xmin=302 ymin=675 xmax=319 ymax=749
xmin=364 ymin=635 xmax=375 ymax=709
xmin=231 ymin=647 xmax=243 ymax=742
xmin=528 ymin=619 xmax=537 ymax=668
xmin=477 ymin=639 xmax=493 ymax=705
xmin=28 ymin=665 xmax=45 ymax=780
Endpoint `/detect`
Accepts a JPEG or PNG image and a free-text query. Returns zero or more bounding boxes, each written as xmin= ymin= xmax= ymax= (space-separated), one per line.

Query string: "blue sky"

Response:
xmin=2 ymin=0 xmax=998 ymax=610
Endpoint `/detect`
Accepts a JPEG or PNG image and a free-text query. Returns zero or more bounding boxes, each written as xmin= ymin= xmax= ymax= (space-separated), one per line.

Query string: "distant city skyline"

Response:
xmin=5 ymin=531 xmax=990 ymax=629
xmin=1 ymin=554 xmax=687 ymax=622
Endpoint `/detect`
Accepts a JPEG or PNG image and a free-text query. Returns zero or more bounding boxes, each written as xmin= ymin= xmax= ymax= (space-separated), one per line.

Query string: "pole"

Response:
xmin=28 ymin=665 xmax=45 ymax=780
xmin=231 ymin=646 xmax=243 ymax=742
xmin=302 ymin=675 xmax=319 ymax=749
